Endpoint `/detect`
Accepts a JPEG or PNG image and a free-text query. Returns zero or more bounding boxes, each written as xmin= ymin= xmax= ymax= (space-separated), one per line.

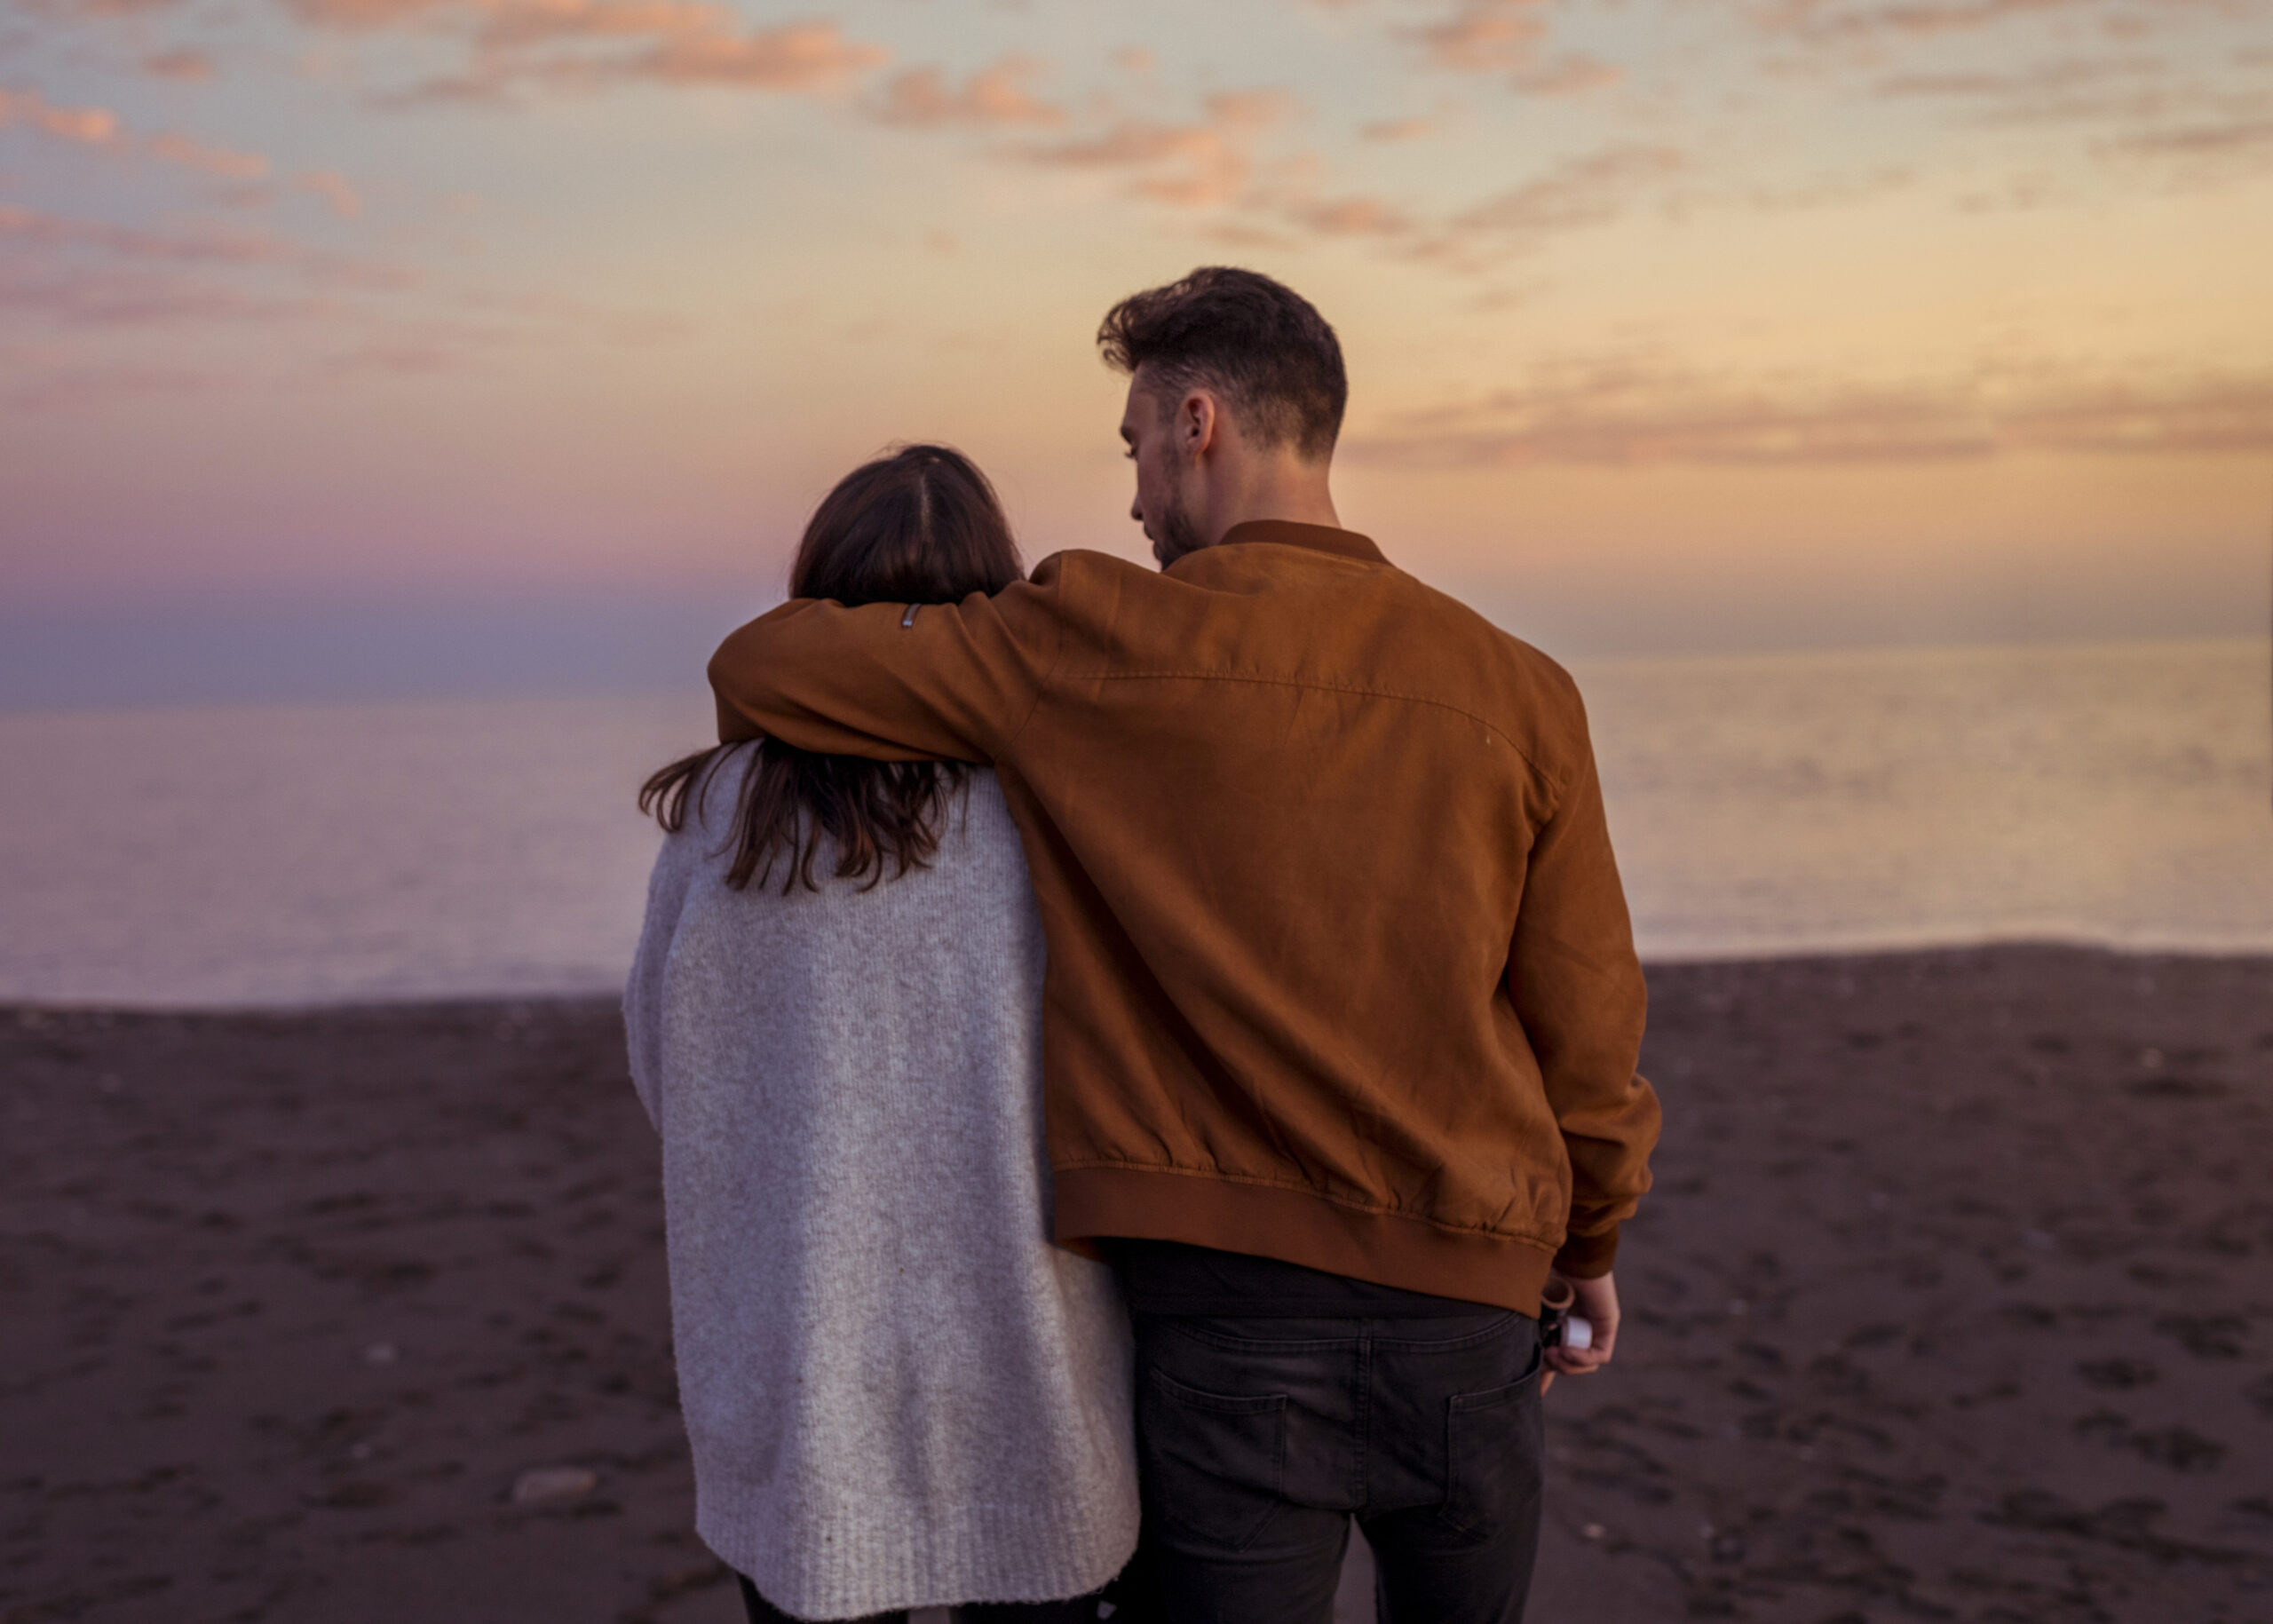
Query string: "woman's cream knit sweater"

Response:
xmin=625 ymin=758 xmax=1137 ymax=1620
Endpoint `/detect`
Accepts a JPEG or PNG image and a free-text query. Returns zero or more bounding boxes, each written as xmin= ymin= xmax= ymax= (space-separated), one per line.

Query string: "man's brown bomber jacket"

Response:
xmin=708 ymin=520 xmax=1661 ymax=1313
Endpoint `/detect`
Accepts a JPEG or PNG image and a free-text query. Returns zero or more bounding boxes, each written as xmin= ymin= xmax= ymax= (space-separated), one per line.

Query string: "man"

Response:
xmin=705 ymin=267 xmax=1659 ymax=1622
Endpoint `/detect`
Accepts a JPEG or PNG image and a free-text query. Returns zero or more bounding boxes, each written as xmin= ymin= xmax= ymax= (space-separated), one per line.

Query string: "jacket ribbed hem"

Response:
xmin=700 ymin=1479 xmax=1137 ymax=1621
xmin=1055 ymin=1164 xmax=1557 ymax=1315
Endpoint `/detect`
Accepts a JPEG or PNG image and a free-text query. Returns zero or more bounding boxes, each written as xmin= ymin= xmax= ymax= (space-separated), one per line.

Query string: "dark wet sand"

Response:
xmin=3 ymin=947 xmax=2269 ymax=1623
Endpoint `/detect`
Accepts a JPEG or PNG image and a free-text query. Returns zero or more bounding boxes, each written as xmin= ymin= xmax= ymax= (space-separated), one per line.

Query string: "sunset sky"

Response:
xmin=4 ymin=0 xmax=2270 ymax=697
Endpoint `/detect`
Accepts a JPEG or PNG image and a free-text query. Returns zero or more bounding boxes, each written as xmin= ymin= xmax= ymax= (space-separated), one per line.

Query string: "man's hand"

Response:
xmin=1540 ymin=1271 xmax=1620 ymax=1395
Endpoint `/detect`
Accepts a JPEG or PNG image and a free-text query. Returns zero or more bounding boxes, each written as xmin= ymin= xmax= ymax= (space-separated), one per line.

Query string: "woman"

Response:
xmin=624 ymin=446 xmax=1139 ymax=1624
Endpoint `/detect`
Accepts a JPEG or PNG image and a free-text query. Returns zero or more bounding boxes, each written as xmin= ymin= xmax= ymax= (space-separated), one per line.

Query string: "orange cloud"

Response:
xmin=1348 ymin=358 xmax=2273 ymax=467
xmin=873 ymin=56 xmax=1064 ymax=129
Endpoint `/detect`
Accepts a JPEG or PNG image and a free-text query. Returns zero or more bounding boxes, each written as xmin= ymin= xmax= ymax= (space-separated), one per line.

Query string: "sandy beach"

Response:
xmin=4 ymin=946 xmax=2268 ymax=1623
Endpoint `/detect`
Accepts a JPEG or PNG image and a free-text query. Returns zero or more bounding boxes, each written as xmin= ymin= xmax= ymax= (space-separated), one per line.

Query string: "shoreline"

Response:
xmin=9 ymin=939 xmax=2272 ymax=1019
xmin=4 ymin=944 xmax=2269 ymax=1622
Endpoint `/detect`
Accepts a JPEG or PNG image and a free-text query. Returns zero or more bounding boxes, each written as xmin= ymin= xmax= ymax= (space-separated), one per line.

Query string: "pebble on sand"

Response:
xmin=511 ymin=1466 xmax=600 ymax=1506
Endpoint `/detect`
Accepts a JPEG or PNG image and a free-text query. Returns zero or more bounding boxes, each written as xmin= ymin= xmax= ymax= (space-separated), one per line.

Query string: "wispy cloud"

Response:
xmin=1349 ymin=356 xmax=2273 ymax=467
xmin=0 ymin=86 xmax=122 ymax=147
xmin=1359 ymin=115 xmax=1437 ymax=141
xmin=1395 ymin=2 xmax=1615 ymax=96
xmin=0 ymin=202 xmax=409 ymax=286
xmin=142 ymin=46 xmax=216 ymax=80
xmin=1752 ymin=0 xmax=2091 ymax=43
xmin=1405 ymin=0 xmax=1549 ymax=72
xmin=1510 ymin=54 xmax=1620 ymax=96
xmin=282 ymin=0 xmax=888 ymax=101
xmin=1873 ymin=56 xmax=2158 ymax=101
xmin=1018 ymin=90 xmax=1301 ymax=210
xmin=1 ymin=85 xmax=273 ymax=179
xmin=0 ymin=257 xmax=329 ymax=326
xmin=871 ymin=54 xmax=1063 ymax=129
xmin=147 ymin=130 xmax=272 ymax=179
xmin=2111 ymin=115 xmax=2273 ymax=157
xmin=1450 ymin=144 xmax=1686 ymax=235
xmin=295 ymin=169 xmax=364 ymax=216
xmin=1282 ymin=194 xmax=1416 ymax=236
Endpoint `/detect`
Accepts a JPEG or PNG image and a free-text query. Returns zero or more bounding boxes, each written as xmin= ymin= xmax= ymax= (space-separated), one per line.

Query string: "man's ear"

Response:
xmin=1180 ymin=390 xmax=1219 ymax=462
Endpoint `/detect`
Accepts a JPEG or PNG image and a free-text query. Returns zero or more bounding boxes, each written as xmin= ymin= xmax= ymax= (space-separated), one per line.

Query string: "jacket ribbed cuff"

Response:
xmin=1552 ymin=1224 xmax=1619 ymax=1279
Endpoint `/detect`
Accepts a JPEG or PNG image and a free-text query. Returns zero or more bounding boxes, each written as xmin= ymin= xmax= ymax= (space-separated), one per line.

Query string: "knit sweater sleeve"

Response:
xmin=706 ymin=559 xmax=1071 ymax=762
xmin=623 ymin=764 xmax=724 ymax=1132
xmin=1506 ymin=709 xmax=1661 ymax=1279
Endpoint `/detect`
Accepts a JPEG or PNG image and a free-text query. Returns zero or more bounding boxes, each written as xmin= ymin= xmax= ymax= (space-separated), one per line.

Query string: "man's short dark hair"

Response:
xmin=1097 ymin=267 xmax=1347 ymax=461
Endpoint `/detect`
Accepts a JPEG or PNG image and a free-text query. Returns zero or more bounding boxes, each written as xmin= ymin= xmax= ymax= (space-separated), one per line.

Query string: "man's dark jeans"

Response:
xmin=1133 ymin=1309 xmax=1544 ymax=1624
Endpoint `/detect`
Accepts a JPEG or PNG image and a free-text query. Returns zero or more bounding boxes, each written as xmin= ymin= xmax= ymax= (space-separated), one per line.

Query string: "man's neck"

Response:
xmin=1203 ymin=472 xmax=1341 ymax=548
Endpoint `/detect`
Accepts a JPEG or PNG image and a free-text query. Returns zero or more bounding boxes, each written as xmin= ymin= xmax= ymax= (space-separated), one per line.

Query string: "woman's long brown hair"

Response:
xmin=639 ymin=444 xmax=1024 ymax=892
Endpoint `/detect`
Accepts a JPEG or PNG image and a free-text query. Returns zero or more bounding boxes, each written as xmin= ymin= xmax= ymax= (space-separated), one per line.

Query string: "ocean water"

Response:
xmin=0 ymin=639 xmax=2266 ymax=1007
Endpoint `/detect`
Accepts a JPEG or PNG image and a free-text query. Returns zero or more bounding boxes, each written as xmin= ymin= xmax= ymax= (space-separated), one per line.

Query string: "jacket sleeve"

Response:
xmin=1507 ymin=717 xmax=1660 ymax=1279
xmin=707 ymin=563 xmax=1070 ymax=762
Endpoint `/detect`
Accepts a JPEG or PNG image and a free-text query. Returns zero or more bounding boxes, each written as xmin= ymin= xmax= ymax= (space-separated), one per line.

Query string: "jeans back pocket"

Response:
xmin=1138 ymin=1366 xmax=1289 ymax=1553
xmin=1440 ymin=1344 xmax=1545 ymax=1541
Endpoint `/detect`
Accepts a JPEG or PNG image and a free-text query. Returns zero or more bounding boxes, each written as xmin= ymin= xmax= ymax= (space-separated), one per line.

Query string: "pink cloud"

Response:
xmin=1347 ymin=358 xmax=2273 ymax=467
xmin=872 ymin=55 xmax=1064 ymax=129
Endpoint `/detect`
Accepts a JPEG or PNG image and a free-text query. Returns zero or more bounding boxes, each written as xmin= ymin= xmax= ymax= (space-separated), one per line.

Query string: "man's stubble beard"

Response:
xmin=1152 ymin=488 xmax=1208 ymax=569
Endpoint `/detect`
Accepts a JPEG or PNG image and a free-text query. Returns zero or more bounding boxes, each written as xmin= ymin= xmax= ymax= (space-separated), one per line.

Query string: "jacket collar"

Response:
xmin=1216 ymin=520 xmax=1387 ymax=565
